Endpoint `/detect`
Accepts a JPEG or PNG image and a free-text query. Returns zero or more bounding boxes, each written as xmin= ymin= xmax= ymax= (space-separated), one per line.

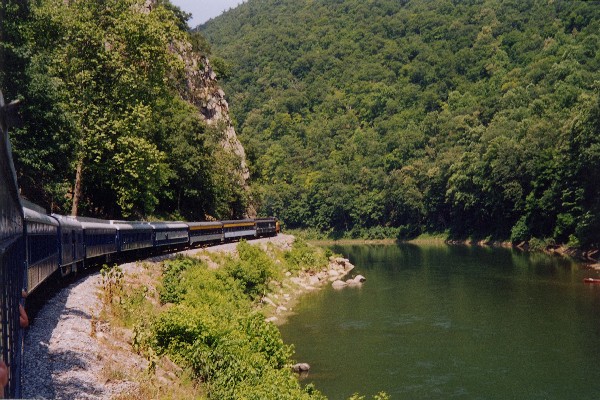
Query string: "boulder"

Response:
xmin=332 ymin=280 xmax=347 ymax=289
xmin=346 ymin=275 xmax=366 ymax=286
xmin=276 ymin=306 xmax=288 ymax=313
xmin=332 ymin=257 xmax=348 ymax=267
xmin=262 ymin=297 xmax=276 ymax=307
xmin=308 ymin=275 xmax=320 ymax=286
xmin=292 ymin=363 xmax=311 ymax=373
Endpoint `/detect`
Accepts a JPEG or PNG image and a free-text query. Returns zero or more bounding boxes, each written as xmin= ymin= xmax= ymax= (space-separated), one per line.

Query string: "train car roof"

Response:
xmin=109 ymin=220 xmax=153 ymax=231
xmin=75 ymin=216 xmax=112 ymax=223
xmin=23 ymin=205 xmax=59 ymax=226
xmin=187 ymin=221 xmax=224 ymax=228
xmin=21 ymin=199 xmax=47 ymax=214
xmin=76 ymin=219 xmax=117 ymax=231
xmin=147 ymin=221 xmax=189 ymax=229
xmin=51 ymin=214 xmax=83 ymax=230
xmin=221 ymin=219 xmax=255 ymax=225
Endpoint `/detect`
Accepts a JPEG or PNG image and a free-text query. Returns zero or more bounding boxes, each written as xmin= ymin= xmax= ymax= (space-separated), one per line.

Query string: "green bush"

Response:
xmin=284 ymin=239 xmax=328 ymax=272
xmin=139 ymin=251 xmax=328 ymax=399
xmin=567 ymin=234 xmax=581 ymax=248
xmin=159 ymin=256 xmax=193 ymax=304
xmin=225 ymin=240 xmax=276 ymax=299
xmin=510 ymin=217 xmax=530 ymax=243
xmin=137 ymin=242 xmax=384 ymax=399
xmin=241 ymin=313 xmax=293 ymax=369
xmin=528 ymin=237 xmax=556 ymax=251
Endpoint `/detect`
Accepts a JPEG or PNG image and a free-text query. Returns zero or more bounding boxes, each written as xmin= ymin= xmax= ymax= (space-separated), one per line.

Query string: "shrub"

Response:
xmin=284 ymin=239 xmax=328 ymax=272
xmin=567 ymin=234 xmax=580 ymax=248
xmin=510 ymin=216 xmax=530 ymax=243
xmin=225 ymin=240 xmax=276 ymax=299
xmin=141 ymin=253 xmax=328 ymax=400
xmin=528 ymin=237 xmax=556 ymax=251
xmin=100 ymin=264 xmax=124 ymax=307
xmin=159 ymin=256 xmax=193 ymax=304
xmin=241 ymin=313 xmax=293 ymax=369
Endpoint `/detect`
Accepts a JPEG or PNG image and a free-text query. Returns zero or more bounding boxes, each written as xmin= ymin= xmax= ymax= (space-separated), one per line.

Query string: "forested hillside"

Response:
xmin=201 ymin=0 xmax=600 ymax=246
xmin=0 ymin=0 xmax=249 ymax=220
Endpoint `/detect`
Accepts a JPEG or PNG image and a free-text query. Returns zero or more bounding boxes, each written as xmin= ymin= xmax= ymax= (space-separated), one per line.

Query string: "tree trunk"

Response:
xmin=71 ymin=157 xmax=83 ymax=216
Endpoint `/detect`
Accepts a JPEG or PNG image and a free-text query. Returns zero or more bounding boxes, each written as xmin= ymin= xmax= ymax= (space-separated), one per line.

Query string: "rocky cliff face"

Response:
xmin=144 ymin=0 xmax=255 ymax=217
xmin=182 ymin=53 xmax=250 ymax=185
xmin=182 ymin=53 xmax=256 ymax=218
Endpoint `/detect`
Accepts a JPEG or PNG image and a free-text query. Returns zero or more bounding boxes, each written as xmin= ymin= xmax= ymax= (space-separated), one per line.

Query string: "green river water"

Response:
xmin=278 ymin=244 xmax=600 ymax=400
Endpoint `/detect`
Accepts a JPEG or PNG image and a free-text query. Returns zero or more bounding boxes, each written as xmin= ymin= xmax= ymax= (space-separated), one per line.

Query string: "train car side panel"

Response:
xmin=51 ymin=215 xmax=85 ymax=274
xmin=149 ymin=222 xmax=189 ymax=248
xmin=23 ymin=206 xmax=60 ymax=293
xmin=222 ymin=220 xmax=256 ymax=240
xmin=77 ymin=219 xmax=118 ymax=260
xmin=111 ymin=222 xmax=153 ymax=252
xmin=0 ymin=91 xmax=27 ymax=397
xmin=188 ymin=222 xmax=224 ymax=245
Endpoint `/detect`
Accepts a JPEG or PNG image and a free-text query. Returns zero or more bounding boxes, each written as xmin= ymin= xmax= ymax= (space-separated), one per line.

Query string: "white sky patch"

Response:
xmin=169 ymin=0 xmax=246 ymax=27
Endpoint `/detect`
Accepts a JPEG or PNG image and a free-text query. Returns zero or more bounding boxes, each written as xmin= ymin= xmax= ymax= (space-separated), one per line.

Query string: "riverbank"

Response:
xmin=22 ymin=234 xmax=356 ymax=399
xmin=299 ymin=227 xmax=599 ymax=266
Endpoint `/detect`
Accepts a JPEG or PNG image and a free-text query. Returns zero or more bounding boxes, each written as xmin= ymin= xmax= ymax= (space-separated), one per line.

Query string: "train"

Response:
xmin=23 ymin=199 xmax=280 ymax=294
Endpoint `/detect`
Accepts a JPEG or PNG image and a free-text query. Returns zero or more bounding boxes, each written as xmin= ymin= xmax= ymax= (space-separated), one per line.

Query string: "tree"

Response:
xmin=28 ymin=0 xmax=187 ymax=217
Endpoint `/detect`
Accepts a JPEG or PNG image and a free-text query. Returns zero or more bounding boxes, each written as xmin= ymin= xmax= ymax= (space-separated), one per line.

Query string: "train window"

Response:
xmin=28 ymin=233 xmax=57 ymax=264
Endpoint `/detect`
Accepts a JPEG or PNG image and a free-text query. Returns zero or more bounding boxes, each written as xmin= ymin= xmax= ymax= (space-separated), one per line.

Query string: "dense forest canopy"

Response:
xmin=0 ymin=0 xmax=248 ymax=220
xmin=201 ymin=0 xmax=600 ymax=246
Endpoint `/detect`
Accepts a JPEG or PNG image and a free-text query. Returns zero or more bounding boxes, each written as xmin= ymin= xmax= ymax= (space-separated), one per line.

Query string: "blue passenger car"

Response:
xmin=0 ymin=89 xmax=27 ymax=398
xmin=51 ymin=214 xmax=85 ymax=275
xmin=111 ymin=221 xmax=153 ymax=253
xmin=76 ymin=217 xmax=118 ymax=262
xmin=22 ymin=201 xmax=59 ymax=292
xmin=187 ymin=221 xmax=224 ymax=246
xmin=149 ymin=222 xmax=189 ymax=248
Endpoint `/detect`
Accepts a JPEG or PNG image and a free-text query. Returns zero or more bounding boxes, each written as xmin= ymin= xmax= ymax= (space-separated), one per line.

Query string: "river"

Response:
xmin=278 ymin=244 xmax=600 ymax=399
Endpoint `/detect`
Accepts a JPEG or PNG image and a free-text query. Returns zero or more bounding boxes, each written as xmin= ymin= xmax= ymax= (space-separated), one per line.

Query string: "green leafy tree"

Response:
xmin=201 ymin=0 xmax=600 ymax=245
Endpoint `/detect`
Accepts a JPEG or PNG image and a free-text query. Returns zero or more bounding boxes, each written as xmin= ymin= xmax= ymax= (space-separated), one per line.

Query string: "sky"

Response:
xmin=170 ymin=0 xmax=246 ymax=27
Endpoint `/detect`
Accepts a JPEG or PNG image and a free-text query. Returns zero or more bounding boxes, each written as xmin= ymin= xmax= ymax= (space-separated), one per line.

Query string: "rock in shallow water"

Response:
xmin=346 ymin=275 xmax=366 ymax=286
xmin=332 ymin=280 xmax=348 ymax=289
xmin=292 ymin=363 xmax=311 ymax=373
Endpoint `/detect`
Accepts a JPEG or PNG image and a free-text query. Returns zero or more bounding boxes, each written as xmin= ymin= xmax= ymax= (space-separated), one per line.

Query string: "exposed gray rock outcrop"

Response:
xmin=175 ymin=44 xmax=255 ymax=217
xmin=142 ymin=0 xmax=254 ymax=217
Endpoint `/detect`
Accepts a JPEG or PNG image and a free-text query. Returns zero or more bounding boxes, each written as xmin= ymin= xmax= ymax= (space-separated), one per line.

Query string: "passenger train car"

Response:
xmin=188 ymin=221 xmax=224 ymax=245
xmin=22 ymin=210 xmax=279 ymax=295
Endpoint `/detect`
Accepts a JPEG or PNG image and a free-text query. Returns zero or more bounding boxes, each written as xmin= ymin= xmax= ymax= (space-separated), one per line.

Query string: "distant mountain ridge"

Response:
xmin=201 ymin=0 xmax=600 ymax=247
